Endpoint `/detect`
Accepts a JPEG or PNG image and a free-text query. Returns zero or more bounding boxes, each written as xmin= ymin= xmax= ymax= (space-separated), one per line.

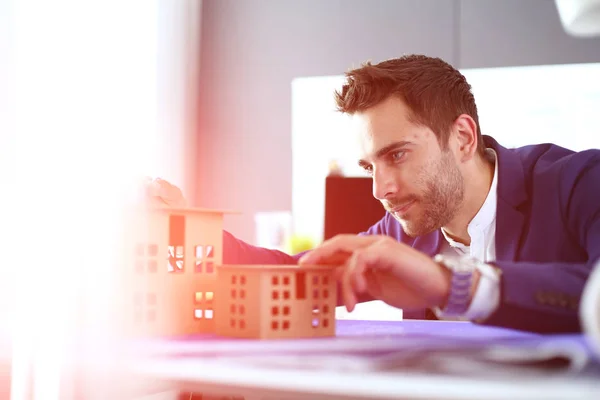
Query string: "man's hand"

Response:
xmin=299 ymin=235 xmax=463 ymax=313
xmin=144 ymin=177 xmax=187 ymax=208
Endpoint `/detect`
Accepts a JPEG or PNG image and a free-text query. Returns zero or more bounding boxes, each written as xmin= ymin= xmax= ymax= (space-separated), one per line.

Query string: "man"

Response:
xmin=151 ymin=55 xmax=600 ymax=334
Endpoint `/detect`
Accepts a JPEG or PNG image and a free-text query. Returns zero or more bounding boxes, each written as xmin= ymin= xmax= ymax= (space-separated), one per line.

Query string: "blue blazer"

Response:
xmin=223 ymin=136 xmax=600 ymax=333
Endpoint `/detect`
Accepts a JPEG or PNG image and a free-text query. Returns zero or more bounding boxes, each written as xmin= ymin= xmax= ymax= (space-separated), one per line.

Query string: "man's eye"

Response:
xmin=362 ymin=165 xmax=373 ymax=175
xmin=391 ymin=151 xmax=405 ymax=162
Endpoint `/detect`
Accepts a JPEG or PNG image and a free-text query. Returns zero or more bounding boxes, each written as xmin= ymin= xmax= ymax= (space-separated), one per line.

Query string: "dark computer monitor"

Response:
xmin=323 ymin=176 xmax=387 ymax=240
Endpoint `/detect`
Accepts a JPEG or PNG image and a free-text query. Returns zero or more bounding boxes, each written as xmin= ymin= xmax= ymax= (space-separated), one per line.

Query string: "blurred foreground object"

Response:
xmin=327 ymin=159 xmax=344 ymax=176
xmin=581 ymin=258 xmax=600 ymax=358
xmin=286 ymin=234 xmax=316 ymax=255
xmin=556 ymin=0 xmax=600 ymax=37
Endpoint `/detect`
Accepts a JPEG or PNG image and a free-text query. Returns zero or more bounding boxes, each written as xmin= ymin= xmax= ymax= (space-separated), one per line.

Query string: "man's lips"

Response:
xmin=390 ymin=200 xmax=415 ymax=216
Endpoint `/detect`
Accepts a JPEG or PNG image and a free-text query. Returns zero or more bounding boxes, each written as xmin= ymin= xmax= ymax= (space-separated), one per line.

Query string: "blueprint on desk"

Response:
xmin=127 ymin=320 xmax=600 ymax=381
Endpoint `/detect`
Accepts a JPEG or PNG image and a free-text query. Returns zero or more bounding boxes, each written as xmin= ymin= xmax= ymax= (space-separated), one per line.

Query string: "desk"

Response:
xmin=128 ymin=320 xmax=600 ymax=400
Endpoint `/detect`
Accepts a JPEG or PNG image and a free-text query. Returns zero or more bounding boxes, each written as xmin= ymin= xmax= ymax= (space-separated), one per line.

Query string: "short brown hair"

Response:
xmin=334 ymin=54 xmax=485 ymax=155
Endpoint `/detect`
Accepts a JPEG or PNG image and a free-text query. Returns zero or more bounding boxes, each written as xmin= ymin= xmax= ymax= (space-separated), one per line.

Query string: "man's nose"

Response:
xmin=372 ymin=167 xmax=398 ymax=201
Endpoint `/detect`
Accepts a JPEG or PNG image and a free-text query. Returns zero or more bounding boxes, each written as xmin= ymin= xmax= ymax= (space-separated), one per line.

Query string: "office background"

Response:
xmin=192 ymin=0 xmax=600 ymax=245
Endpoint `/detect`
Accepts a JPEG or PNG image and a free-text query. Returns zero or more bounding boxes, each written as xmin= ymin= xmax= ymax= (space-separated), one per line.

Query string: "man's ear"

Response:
xmin=452 ymin=114 xmax=479 ymax=162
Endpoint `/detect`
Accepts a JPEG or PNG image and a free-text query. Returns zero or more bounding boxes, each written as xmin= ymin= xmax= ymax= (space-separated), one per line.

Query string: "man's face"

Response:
xmin=353 ymin=96 xmax=465 ymax=237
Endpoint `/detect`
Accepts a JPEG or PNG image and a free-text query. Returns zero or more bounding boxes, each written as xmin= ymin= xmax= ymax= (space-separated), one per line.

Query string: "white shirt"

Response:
xmin=437 ymin=148 xmax=501 ymax=321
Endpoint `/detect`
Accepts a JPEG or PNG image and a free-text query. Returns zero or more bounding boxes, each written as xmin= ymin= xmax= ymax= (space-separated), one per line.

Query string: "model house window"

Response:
xmin=135 ymin=243 xmax=159 ymax=273
xmin=167 ymin=215 xmax=185 ymax=273
xmin=134 ymin=292 xmax=157 ymax=324
xmin=167 ymin=245 xmax=184 ymax=272
xmin=229 ymin=274 xmax=247 ymax=330
xmin=270 ymin=273 xmax=291 ymax=331
xmin=309 ymin=272 xmax=330 ymax=329
xmin=312 ymin=306 xmax=320 ymax=328
xmin=194 ymin=245 xmax=215 ymax=273
xmin=270 ymin=273 xmax=292 ymax=300
xmin=194 ymin=291 xmax=214 ymax=320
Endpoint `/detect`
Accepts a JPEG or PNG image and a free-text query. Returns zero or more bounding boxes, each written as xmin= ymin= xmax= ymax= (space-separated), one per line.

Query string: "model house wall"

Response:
xmin=123 ymin=207 xmax=224 ymax=337
xmin=216 ymin=266 xmax=336 ymax=339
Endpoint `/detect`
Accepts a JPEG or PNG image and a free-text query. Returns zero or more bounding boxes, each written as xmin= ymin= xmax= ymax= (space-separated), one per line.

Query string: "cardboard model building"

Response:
xmin=120 ymin=206 xmax=337 ymax=339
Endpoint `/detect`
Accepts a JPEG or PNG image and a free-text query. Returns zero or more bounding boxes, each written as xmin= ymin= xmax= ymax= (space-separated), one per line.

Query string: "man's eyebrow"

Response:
xmin=374 ymin=141 xmax=412 ymax=158
xmin=358 ymin=141 xmax=412 ymax=167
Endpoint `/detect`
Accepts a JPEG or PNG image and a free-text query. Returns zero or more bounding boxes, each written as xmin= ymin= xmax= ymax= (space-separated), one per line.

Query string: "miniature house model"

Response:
xmin=120 ymin=206 xmax=337 ymax=339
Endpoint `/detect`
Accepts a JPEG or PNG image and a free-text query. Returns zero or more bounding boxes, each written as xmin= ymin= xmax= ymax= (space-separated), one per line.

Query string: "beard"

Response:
xmin=388 ymin=151 xmax=465 ymax=237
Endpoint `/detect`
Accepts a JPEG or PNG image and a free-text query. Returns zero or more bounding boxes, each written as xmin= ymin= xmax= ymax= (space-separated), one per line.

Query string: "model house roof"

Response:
xmin=144 ymin=206 xmax=241 ymax=215
xmin=218 ymin=264 xmax=333 ymax=272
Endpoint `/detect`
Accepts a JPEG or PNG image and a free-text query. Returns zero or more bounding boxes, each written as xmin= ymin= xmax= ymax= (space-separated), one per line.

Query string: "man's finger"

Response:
xmin=301 ymin=249 xmax=353 ymax=266
xmin=341 ymin=259 xmax=358 ymax=312
xmin=146 ymin=178 xmax=187 ymax=207
xmin=334 ymin=266 xmax=345 ymax=281
xmin=341 ymin=249 xmax=371 ymax=312
xmin=298 ymin=235 xmax=379 ymax=265
xmin=342 ymin=240 xmax=400 ymax=311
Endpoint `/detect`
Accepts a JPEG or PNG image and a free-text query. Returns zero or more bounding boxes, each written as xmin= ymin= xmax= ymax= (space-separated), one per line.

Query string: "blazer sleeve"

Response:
xmin=222 ymin=230 xmax=300 ymax=265
xmin=222 ymin=212 xmax=394 ymax=265
xmin=483 ymin=155 xmax=600 ymax=333
xmin=222 ymin=215 xmax=394 ymax=308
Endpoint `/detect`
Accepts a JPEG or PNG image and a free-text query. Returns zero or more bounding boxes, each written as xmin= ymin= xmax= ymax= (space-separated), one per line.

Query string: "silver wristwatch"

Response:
xmin=433 ymin=254 xmax=479 ymax=318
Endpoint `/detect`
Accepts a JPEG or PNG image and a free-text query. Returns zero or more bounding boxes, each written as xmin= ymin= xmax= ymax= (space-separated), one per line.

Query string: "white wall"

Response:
xmin=462 ymin=62 xmax=600 ymax=151
xmin=290 ymin=75 xmax=362 ymax=242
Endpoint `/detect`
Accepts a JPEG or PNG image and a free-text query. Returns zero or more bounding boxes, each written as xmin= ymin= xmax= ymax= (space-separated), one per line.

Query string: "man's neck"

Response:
xmin=442 ymin=153 xmax=495 ymax=245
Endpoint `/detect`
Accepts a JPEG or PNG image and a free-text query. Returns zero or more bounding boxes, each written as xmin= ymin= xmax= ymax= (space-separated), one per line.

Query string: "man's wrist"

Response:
xmin=433 ymin=254 xmax=480 ymax=317
xmin=435 ymin=255 xmax=501 ymax=322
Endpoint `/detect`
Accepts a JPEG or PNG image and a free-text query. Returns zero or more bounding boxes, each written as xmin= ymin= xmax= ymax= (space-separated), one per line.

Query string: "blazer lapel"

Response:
xmin=485 ymin=136 xmax=528 ymax=262
xmin=496 ymin=197 xmax=526 ymax=261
